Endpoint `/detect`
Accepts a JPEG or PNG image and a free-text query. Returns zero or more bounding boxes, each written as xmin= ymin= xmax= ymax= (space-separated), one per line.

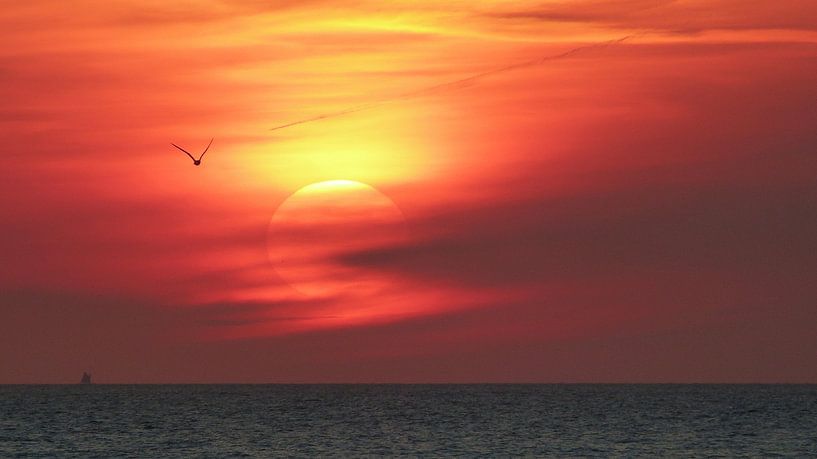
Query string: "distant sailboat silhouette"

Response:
xmin=172 ymin=138 xmax=213 ymax=166
xmin=80 ymin=372 xmax=92 ymax=384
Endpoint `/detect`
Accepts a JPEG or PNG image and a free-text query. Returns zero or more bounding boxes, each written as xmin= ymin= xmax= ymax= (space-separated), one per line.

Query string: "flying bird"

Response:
xmin=172 ymin=138 xmax=213 ymax=166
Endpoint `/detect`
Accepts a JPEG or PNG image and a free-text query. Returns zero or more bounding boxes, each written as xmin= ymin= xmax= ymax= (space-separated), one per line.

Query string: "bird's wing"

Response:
xmin=198 ymin=138 xmax=214 ymax=161
xmin=171 ymin=143 xmax=196 ymax=161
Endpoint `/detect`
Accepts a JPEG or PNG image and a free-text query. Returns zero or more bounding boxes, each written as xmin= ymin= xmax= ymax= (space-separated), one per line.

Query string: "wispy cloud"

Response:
xmin=2 ymin=0 xmax=816 ymax=382
xmin=482 ymin=0 xmax=817 ymax=33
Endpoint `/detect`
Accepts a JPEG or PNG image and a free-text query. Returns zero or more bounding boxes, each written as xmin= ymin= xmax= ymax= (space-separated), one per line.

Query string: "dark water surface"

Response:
xmin=1 ymin=385 xmax=815 ymax=457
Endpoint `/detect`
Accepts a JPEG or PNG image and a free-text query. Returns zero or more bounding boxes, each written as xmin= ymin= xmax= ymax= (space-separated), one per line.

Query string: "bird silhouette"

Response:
xmin=172 ymin=138 xmax=213 ymax=166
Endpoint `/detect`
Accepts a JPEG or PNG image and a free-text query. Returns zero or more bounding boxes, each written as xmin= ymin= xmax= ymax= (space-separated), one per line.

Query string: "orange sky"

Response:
xmin=2 ymin=0 xmax=817 ymax=382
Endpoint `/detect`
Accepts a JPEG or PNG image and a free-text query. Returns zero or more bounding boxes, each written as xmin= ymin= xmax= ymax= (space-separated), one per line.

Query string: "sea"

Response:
xmin=1 ymin=384 xmax=815 ymax=457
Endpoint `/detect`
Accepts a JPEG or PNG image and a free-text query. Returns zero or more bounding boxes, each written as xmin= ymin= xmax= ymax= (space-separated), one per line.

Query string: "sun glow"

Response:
xmin=268 ymin=180 xmax=408 ymax=298
xmin=300 ymin=179 xmax=368 ymax=193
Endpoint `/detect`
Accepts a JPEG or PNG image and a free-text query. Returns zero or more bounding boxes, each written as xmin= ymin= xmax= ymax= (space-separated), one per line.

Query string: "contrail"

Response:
xmin=269 ymin=34 xmax=641 ymax=132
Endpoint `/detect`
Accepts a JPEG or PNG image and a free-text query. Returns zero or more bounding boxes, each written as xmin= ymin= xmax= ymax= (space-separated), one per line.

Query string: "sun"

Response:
xmin=268 ymin=180 xmax=408 ymax=297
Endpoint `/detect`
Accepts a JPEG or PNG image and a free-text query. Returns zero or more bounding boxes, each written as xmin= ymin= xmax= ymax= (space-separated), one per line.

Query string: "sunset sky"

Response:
xmin=1 ymin=0 xmax=816 ymax=383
